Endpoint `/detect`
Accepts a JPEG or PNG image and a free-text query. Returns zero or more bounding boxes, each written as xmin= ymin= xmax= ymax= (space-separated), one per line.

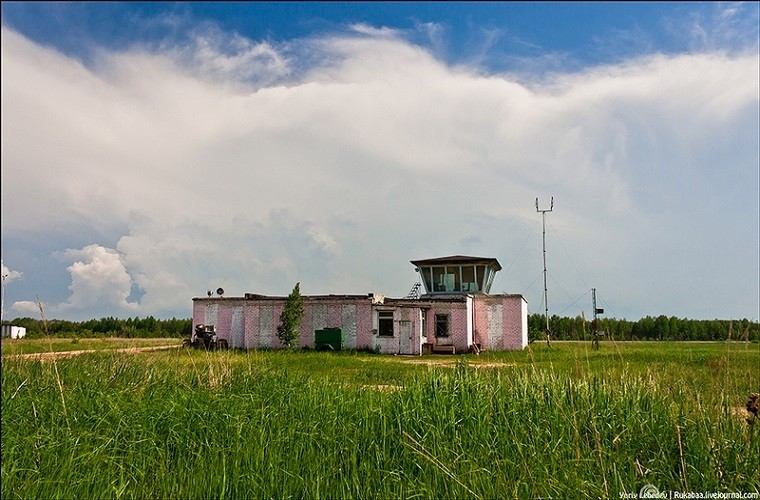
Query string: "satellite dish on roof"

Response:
xmin=217 ymin=287 xmax=225 ymax=296
xmin=207 ymin=290 xmax=212 ymax=297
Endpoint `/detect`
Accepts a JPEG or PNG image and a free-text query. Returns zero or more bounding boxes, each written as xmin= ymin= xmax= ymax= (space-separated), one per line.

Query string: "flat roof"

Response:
xmin=410 ymin=255 xmax=502 ymax=271
xmin=193 ymin=293 xmax=378 ymax=301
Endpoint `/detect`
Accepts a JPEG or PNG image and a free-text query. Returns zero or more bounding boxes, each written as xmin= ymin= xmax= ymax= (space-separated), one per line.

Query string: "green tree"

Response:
xmin=277 ymin=282 xmax=304 ymax=348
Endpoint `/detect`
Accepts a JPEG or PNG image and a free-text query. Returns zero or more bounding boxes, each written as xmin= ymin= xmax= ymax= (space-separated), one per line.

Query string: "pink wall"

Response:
xmin=472 ymin=299 xmax=489 ymax=348
xmin=217 ymin=306 xmax=232 ymax=343
xmin=299 ymin=304 xmax=314 ymax=349
xmin=244 ymin=303 xmax=259 ymax=349
xmin=192 ymin=293 xmax=527 ymax=352
xmin=355 ymin=303 xmax=373 ymax=350
xmin=502 ymin=296 xmax=527 ymax=350
xmin=470 ymin=295 xmax=528 ymax=351
xmin=192 ymin=303 xmax=205 ymax=330
xmin=425 ymin=300 xmax=469 ymax=353
xmin=328 ymin=305 xmax=342 ymax=328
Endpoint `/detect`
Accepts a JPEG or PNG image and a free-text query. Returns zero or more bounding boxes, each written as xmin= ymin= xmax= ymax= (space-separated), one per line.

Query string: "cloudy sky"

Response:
xmin=1 ymin=2 xmax=758 ymax=322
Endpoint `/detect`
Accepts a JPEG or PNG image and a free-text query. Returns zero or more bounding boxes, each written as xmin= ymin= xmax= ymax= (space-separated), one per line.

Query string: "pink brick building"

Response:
xmin=192 ymin=256 xmax=528 ymax=354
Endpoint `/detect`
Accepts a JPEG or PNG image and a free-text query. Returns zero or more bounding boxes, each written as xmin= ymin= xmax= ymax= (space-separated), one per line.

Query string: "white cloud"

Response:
xmin=1 ymin=261 xmax=23 ymax=283
xmin=675 ymin=2 xmax=760 ymax=53
xmin=164 ymin=24 xmax=292 ymax=87
xmin=349 ymin=23 xmax=400 ymax=38
xmin=1 ymin=22 xmax=757 ymax=320
xmin=53 ymin=245 xmax=139 ymax=316
xmin=1 ymin=260 xmax=24 ymax=319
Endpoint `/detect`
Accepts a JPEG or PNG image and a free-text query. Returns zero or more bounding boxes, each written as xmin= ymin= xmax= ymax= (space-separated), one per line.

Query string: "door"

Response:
xmin=399 ymin=320 xmax=412 ymax=354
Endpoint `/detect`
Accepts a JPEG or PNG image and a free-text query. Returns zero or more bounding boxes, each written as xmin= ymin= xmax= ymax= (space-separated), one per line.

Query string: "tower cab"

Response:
xmin=410 ymin=255 xmax=502 ymax=296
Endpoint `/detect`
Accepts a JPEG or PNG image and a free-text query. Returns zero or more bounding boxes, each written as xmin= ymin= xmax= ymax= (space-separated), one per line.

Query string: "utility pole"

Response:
xmin=592 ymin=288 xmax=605 ymax=349
xmin=1 ymin=273 xmax=8 ymax=334
xmin=536 ymin=197 xmax=553 ymax=347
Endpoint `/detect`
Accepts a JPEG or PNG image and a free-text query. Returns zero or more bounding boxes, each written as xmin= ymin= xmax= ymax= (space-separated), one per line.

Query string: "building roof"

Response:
xmin=410 ymin=255 xmax=502 ymax=271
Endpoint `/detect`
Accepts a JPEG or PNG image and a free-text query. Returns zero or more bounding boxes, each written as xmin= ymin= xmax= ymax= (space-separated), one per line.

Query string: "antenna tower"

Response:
xmin=536 ymin=197 xmax=554 ymax=347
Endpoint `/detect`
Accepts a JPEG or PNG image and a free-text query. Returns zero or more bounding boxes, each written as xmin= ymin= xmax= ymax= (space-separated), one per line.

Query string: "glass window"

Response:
xmin=484 ymin=267 xmax=496 ymax=293
xmin=461 ymin=265 xmax=476 ymax=292
xmin=445 ymin=266 xmax=460 ymax=292
xmin=378 ymin=311 xmax=394 ymax=337
xmin=421 ymin=267 xmax=433 ymax=294
xmin=435 ymin=314 xmax=449 ymax=337
xmin=476 ymin=266 xmax=485 ymax=291
xmin=432 ymin=267 xmax=446 ymax=292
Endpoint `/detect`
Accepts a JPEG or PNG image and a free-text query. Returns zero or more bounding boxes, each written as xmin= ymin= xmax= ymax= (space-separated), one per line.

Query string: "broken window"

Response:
xmin=435 ymin=314 xmax=449 ymax=337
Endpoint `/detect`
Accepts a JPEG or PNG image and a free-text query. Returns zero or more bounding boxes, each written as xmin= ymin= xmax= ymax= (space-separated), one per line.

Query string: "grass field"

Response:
xmin=2 ymin=340 xmax=758 ymax=499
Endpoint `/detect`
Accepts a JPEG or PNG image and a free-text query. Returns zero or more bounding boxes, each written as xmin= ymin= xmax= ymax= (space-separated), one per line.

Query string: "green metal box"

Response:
xmin=314 ymin=328 xmax=343 ymax=351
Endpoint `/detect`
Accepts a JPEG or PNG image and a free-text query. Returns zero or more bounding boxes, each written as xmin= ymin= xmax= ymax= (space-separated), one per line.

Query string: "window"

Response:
xmin=432 ymin=266 xmax=446 ymax=292
xmin=461 ymin=265 xmax=476 ymax=292
xmin=378 ymin=311 xmax=394 ymax=337
xmin=435 ymin=314 xmax=449 ymax=337
xmin=421 ymin=267 xmax=434 ymax=294
xmin=476 ymin=265 xmax=486 ymax=291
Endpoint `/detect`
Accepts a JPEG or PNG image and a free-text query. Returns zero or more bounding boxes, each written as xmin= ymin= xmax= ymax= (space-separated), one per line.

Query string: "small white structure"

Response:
xmin=2 ymin=325 xmax=27 ymax=339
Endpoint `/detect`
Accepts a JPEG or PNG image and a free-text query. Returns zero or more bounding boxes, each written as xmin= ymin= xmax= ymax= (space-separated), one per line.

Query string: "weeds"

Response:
xmin=1 ymin=342 xmax=758 ymax=498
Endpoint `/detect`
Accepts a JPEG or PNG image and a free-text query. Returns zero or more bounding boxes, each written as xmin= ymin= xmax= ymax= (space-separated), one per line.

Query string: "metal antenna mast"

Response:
xmin=536 ymin=197 xmax=553 ymax=347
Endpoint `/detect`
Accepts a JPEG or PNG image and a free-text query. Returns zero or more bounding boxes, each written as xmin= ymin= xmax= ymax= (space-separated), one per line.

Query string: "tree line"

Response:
xmin=2 ymin=314 xmax=757 ymax=342
xmin=529 ymin=314 xmax=759 ymax=342
xmin=2 ymin=316 xmax=192 ymax=339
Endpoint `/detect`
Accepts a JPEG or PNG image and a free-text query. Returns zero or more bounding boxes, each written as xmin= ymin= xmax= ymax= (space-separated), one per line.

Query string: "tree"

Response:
xmin=277 ymin=282 xmax=304 ymax=348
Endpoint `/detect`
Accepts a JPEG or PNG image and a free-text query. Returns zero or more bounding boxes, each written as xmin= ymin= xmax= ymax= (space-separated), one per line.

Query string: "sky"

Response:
xmin=1 ymin=2 xmax=758 ymax=323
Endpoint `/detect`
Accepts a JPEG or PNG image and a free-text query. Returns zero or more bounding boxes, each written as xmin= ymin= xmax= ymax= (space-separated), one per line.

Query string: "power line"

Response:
xmin=547 ymin=270 xmax=576 ymax=305
xmin=493 ymin=219 xmax=538 ymax=293
xmin=548 ymin=218 xmax=589 ymax=291
xmin=503 ymin=220 xmax=539 ymax=277
xmin=558 ymin=288 xmax=592 ymax=317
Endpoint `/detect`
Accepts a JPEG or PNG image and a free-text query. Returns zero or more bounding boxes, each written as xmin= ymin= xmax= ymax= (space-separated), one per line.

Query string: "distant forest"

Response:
xmin=3 ymin=317 xmax=192 ymax=339
xmin=528 ymin=314 xmax=759 ymax=342
xmin=2 ymin=314 xmax=758 ymax=342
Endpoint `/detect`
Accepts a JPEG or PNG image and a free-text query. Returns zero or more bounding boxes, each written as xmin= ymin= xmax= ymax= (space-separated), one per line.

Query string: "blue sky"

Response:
xmin=1 ymin=2 xmax=758 ymax=322
xmin=2 ymin=3 xmax=745 ymax=72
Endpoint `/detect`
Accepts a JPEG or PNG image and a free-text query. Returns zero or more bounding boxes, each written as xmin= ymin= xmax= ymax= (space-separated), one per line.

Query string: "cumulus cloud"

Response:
xmin=1 ymin=17 xmax=757 ymax=321
xmin=53 ymin=245 xmax=139 ymax=316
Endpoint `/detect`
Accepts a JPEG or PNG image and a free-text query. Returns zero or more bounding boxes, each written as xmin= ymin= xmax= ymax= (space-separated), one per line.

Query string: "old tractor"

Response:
xmin=183 ymin=324 xmax=229 ymax=350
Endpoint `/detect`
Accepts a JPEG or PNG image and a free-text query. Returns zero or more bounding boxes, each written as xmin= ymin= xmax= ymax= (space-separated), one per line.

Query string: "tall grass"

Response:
xmin=2 ymin=343 xmax=758 ymax=498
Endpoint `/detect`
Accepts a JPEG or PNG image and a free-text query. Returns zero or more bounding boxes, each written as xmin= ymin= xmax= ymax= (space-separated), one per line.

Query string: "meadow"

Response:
xmin=1 ymin=340 xmax=758 ymax=499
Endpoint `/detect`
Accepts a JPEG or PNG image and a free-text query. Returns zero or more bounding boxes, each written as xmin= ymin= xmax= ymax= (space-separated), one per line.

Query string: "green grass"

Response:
xmin=2 ymin=341 xmax=758 ymax=499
